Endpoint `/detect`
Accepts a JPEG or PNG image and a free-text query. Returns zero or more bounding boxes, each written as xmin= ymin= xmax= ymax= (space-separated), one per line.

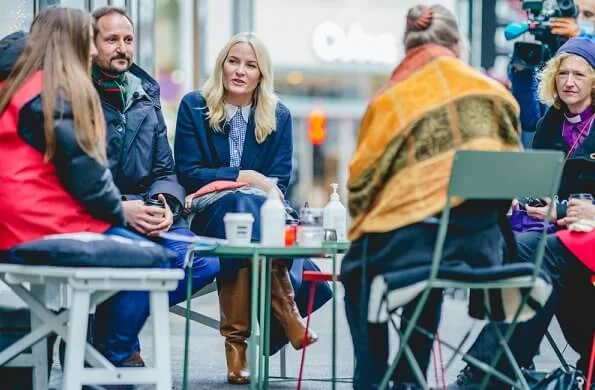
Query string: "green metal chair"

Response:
xmin=366 ymin=150 xmax=565 ymax=389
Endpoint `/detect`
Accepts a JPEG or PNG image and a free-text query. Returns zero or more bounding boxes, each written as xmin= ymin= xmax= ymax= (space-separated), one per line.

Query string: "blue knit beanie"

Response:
xmin=556 ymin=37 xmax=595 ymax=68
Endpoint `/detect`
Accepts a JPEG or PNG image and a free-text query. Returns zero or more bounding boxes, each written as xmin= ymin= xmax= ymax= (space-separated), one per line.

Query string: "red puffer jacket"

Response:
xmin=0 ymin=32 xmax=127 ymax=251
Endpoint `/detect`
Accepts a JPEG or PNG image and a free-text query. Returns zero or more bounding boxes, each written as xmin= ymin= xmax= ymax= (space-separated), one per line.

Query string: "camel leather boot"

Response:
xmin=270 ymin=260 xmax=319 ymax=350
xmin=218 ymin=267 xmax=251 ymax=384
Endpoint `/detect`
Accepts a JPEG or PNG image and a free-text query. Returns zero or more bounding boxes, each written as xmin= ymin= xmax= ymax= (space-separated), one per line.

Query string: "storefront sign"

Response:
xmin=312 ymin=21 xmax=398 ymax=66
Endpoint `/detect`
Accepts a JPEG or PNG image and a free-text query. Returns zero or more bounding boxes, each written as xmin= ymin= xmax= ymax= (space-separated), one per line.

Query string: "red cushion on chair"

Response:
xmin=302 ymin=270 xmax=339 ymax=282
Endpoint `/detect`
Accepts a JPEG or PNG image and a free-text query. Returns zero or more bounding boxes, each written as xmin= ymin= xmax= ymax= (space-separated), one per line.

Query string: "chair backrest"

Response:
xmin=448 ymin=150 xmax=565 ymax=200
xmin=430 ymin=150 xmax=565 ymax=281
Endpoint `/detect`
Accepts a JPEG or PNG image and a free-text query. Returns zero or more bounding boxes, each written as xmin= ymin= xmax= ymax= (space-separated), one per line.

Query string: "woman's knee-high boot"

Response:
xmin=270 ymin=260 xmax=319 ymax=349
xmin=218 ymin=267 xmax=251 ymax=384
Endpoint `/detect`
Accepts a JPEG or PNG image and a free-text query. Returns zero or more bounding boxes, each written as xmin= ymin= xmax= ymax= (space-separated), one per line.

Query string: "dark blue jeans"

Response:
xmin=93 ymin=226 xmax=220 ymax=365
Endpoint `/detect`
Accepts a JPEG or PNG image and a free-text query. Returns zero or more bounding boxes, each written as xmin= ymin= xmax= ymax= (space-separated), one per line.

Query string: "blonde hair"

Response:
xmin=202 ymin=32 xmax=277 ymax=144
xmin=538 ymin=52 xmax=595 ymax=109
xmin=404 ymin=4 xmax=460 ymax=51
xmin=0 ymin=6 xmax=107 ymax=164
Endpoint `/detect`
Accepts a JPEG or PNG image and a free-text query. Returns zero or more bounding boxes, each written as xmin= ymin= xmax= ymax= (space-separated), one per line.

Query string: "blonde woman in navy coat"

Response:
xmin=174 ymin=32 xmax=331 ymax=385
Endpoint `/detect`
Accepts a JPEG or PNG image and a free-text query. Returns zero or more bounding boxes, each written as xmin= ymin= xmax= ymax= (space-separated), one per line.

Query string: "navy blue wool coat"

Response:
xmin=174 ymin=91 xmax=331 ymax=354
xmin=174 ymin=91 xmax=292 ymax=195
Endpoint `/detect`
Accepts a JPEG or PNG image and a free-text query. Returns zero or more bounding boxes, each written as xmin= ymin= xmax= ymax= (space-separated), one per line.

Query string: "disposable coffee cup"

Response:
xmin=223 ymin=213 xmax=254 ymax=245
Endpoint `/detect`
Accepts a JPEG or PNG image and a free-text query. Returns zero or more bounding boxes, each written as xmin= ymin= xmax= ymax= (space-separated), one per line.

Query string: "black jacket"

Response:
xmin=0 ymin=31 xmax=125 ymax=226
xmin=534 ymin=106 xmax=595 ymax=217
xmin=98 ymin=64 xmax=186 ymax=221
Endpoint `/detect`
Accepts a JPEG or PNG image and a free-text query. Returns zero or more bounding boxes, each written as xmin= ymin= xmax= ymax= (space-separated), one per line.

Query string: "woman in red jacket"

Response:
xmin=0 ymin=7 xmax=159 ymax=370
xmin=0 ymin=7 xmax=125 ymax=249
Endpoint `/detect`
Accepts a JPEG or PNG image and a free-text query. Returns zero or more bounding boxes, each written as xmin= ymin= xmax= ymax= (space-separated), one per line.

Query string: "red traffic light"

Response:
xmin=308 ymin=109 xmax=326 ymax=145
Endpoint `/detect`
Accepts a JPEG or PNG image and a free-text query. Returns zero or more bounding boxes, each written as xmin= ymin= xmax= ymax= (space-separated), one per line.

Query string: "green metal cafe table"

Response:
xmin=162 ymin=232 xmax=349 ymax=390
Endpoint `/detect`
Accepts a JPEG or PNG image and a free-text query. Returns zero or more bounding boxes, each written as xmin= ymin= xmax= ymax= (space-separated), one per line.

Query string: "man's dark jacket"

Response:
xmin=97 ymin=64 xmax=186 ymax=223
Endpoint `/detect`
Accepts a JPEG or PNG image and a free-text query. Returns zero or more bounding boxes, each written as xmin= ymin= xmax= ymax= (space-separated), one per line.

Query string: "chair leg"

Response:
xmin=380 ymin=288 xmax=434 ymax=390
xmin=387 ymin=315 xmax=428 ymax=389
xmin=402 ymin=343 xmax=427 ymax=388
xmin=297 ymin=281 xmax=317 ymax=390
xmin=545 ymin=330 xmax=570 ymax=371
xmin=151 ymin=291 xmax=173 ymax=390
xmin=480 ymin=320 xmax=529 ymax=390
xmin=62 ymin=290 xmax=90 ymax=390
xmin=586 ymin=332 xmax=595 ymax=389
xmin=30 ymin=285 xmax=48 ymax=390
xmin=279 ymin=347 xmax=287 ymax=378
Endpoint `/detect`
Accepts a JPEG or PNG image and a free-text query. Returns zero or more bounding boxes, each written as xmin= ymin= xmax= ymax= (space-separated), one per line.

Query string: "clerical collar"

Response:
xmin=564 ymin=105 xmax=594 ymax=124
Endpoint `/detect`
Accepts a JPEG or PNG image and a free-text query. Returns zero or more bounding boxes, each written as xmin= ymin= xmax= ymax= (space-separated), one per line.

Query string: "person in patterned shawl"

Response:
xmin=340 ymin=4 xmax=522 ymax=389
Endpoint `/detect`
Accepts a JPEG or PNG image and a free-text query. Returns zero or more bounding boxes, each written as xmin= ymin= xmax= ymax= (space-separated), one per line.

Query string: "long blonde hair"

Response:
xmin=202 ymin=32 xmax=277 ymax=144
xmin=0 ymin=6 xmax=107 ymax=164
xmin=538 ymin=52 xmax=595 ymax=109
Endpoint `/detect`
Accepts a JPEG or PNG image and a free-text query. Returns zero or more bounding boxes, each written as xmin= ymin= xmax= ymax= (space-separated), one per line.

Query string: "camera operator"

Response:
xmin=511 ymin=0 xmax=594 ymax=148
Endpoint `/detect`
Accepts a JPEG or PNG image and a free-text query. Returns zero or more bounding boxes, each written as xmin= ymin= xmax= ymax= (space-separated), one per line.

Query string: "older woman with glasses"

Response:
xmin=448 ymin=37 xmax=595 ymax=389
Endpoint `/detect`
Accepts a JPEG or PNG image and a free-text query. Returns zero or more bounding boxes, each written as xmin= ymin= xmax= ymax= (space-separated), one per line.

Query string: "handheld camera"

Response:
xmin=504 ymin=0 xmax=579 ymax=68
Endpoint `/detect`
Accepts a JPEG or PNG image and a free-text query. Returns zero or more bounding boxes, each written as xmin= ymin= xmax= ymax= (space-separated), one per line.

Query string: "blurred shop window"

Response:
xmin=38 ymin=0 xmax=60 ymax=9
xmin=132 ymin=0 xmax=155 ymax=75
xmin=91 ymin=0 xmax=109 ymax=9
xmin=59 ymin=0 xmax=87 ymax=8
xmin=0 ymin=0 xmax=33 ymax=38
xmin=155 ymin=0 xmax=183 ymax=141
xmin=276 ymin=71 xmax=388 ymax=102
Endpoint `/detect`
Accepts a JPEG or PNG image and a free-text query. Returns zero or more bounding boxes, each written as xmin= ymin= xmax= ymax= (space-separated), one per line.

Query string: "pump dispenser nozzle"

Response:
xmin=329 ymin=183 xmax=340 ymax=201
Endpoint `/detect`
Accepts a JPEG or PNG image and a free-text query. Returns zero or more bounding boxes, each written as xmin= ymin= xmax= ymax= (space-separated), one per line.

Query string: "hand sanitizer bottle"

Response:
xmin=323 ymin=183 xmax=347 ymax=242
xmin=260 ymin=178 xmax=285 ymax=246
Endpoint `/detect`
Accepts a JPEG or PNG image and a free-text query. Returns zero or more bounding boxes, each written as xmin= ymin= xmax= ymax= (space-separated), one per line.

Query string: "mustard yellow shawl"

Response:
xmin=348 ymin=45 xmax=522 ymax=241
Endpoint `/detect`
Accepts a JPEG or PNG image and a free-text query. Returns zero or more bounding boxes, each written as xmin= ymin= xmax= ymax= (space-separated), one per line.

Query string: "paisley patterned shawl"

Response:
xmin=347 ymin=44 xmax=522 ymax=241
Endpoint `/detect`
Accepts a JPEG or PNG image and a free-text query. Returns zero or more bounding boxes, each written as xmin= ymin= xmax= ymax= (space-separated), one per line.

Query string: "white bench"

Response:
xmin=0 ymin=264 xmax=184 ymax=390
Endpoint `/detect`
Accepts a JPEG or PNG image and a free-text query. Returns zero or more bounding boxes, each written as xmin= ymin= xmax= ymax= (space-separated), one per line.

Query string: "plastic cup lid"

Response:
xmin=223 ymin=212 xmax=255 ymax=222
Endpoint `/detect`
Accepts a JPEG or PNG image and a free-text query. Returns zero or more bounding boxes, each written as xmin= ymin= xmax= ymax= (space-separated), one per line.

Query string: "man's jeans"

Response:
xmin=94 ymin=226 xmax=220 ymax=365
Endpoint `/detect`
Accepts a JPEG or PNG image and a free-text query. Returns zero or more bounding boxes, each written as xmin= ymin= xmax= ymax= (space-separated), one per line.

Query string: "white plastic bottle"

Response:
xmin=323 ymin=183 xmax=347 ymax=242
xmin=260 ymin=179 xmax=286 ymax=246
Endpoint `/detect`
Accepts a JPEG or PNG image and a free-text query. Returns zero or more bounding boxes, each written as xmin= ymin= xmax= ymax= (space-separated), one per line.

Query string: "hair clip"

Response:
xmin=408 ymin=7 xmax=434 ymax=31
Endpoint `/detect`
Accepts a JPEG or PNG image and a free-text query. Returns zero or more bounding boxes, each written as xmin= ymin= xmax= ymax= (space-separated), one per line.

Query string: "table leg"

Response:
xmin=263 ymin=257 xmax=272 ymax=388
xmin=250 ymin=251 xmax=260 ymax=390
xmin=258 ymin=255 xmax=267 ymax=389
xmin=182 ymin=249 xmax=194 ymax=390
xmin=332 ymin=250 xmax=337 ymax=390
